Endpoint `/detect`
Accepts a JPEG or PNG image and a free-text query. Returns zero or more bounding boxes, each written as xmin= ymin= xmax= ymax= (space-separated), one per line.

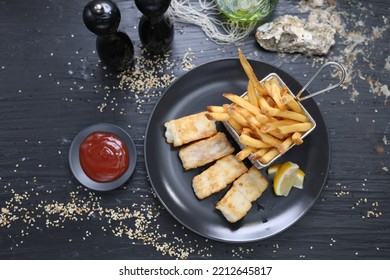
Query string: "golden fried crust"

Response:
xmin=192 ymin=154 xmax=248 ymax=200
xmin=215 ymin=187 xmax=252 ymax=223
xmin=233 ymin=166 xmax=268 ymax=202
xmin=216 ymin=166 xmax=268 ymax=223
xmin=179 ymin=132 xmax=235 ymax=170
xmin=164 ymin=112 xmax=217 ymax=147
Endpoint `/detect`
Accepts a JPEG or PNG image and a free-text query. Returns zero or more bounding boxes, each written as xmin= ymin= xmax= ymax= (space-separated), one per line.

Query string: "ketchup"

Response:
xmin=79 ymin=132 xmax=129 ymax=183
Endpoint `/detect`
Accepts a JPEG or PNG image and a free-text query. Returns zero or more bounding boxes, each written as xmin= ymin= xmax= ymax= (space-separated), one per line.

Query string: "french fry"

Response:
xmin=241 ymin=127 xmax=252 ymax=136
xmin=287 ymin=99 xmax=305 ymax=114
xmin=282 ymin=86 xmax=305 ymax=114
xmin=277 ymin=122 xmax=314 ymax=135
xmin=254 ymin=111 xmax=270 ymax=124
xmin=246 ymin=114 xmax=263 ymax=128
xmin=248 ymin=123 xmax=283 ymax=148
xmin=263 ymin=80 xmax=271 ymax=94
xmin=272 ymin=109 xmax=309 ymax=122
xmin=265 ymin=96 xmax=277 ymax=108
xmin=207 ymin=105 xmax=227 ymax=113
xmin=269 ymin=130 xmax=289 ymax=140
xmin=292 ymin=132 xmax=304 ymax=145
xmin=205 ymin=112 xmax=230 ymax=121
xmin=227 ymin=106 xmax=248 ymax=127
xmin=238 ymin=48 xmax=268 ymax=95
xmin=258 ymin=97 xmax=279 ymax=116
xmin=257 ymin=132 xmax=283 ymax=148
xmin=233 ymin=105 xmax=254 ymax=120
xmin=236 ymin=146 xmax=257 ymax=161
xmin=247 ymin=81 xmax=258 ymax=107
xmin=227 ymin=117 xmax=243 ymax=133
xmin=260 ymin=148 xmax=280 ymax=164
xmin=239 ymin=134 xmax=272 ymax=149
xmin=280 ymin=86 xmax=295 ymax=105
xmin=223 ymin=93 xmax=262 ymax=116
xmin=269 ymin=78 xmax=287 ymax=110
xmin=246 ymin=122 xmax=262 ymax=138
xmin=261 ymin=119 xmax=299 ymax=133
xmin=250 ymin=148 xmax=269 ymax=161
xmin=278 ymin=137 xmax=293 ymax=154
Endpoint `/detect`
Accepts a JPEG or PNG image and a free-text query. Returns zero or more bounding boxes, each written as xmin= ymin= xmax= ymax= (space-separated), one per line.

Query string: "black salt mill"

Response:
xmin=135 ymin=0 xmax=174 ymax=53
xmin=83 ymin=0 xmax=134 ymax=71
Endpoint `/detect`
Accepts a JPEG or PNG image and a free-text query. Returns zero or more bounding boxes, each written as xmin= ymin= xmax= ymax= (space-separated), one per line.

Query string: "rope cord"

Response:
xmin=167 ymin=0 xmax=257 ymax=44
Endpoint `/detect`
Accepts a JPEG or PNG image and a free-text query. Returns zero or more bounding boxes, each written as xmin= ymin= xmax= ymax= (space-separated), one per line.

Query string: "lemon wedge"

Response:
xmin=267 ymin=163 xmax=281 ymax=180
xmin=273 ymin=161 xmax=299 ymax=196
xmin=292 ymin=169 xmax=305 ymax=189
xmin=268 ymin=163 xmax=305 ymax=191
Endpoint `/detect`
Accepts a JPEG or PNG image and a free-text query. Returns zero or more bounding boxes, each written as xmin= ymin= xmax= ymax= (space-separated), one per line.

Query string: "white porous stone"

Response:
xmin=255 ymin=15 xmax=336 ymax=56
xmin=305 ymin=0 xmax=324 ymax=8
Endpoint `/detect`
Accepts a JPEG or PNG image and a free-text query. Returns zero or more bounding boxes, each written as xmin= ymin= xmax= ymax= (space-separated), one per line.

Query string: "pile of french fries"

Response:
xmin=206 ymin=49 xmax=314 ymax=165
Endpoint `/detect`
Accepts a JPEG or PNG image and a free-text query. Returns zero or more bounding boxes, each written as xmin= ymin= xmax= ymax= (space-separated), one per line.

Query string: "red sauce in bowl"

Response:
xmin=79 ymin=132 xmax=129 ymax=182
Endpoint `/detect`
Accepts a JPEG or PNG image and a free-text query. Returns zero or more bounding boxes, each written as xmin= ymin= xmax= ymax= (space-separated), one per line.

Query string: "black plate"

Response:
xmin=144 ymin=58 xmax=330 ymax=242
xmin=69 ymin=123 xmax=137 ymax=191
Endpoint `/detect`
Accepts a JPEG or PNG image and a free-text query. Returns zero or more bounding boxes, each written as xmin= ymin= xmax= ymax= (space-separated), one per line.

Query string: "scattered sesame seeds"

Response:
xmin=334 ymin=184 xmax=350 ymax=197
xmin=98 ymin=102 xmax=107 ymax=112
xmin=1 ymin=1 xmax=387 ymax=261
xmin=0 ymin=186 xmax=210 ymax=259
xmin=352 ymin=197 xmax=383 ymax=219
xmin=181 ymin=48 xmax=196 ymax=71
xmin=115 ymin=48 xmax=197 ymax=113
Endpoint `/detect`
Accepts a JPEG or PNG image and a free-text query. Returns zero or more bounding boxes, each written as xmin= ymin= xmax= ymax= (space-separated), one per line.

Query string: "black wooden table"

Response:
xmin=0 ymin=0 xmax=389 ymax=260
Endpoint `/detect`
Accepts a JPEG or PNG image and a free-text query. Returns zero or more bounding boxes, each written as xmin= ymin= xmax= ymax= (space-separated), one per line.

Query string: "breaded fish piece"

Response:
xmin=179 ymin=132 xmax=235 ymax=170
xmin=232 ymin=166 xmax=268 ymax=202
xmin=192 ymin=154 xmax=248 ymax=200
xmin=216 ymin=166 xmax=268 ymax=223
xmin=215 ymin=187 xmax=252 ymax=223
xmin=164 ymin=112 xmax=217 ymax=147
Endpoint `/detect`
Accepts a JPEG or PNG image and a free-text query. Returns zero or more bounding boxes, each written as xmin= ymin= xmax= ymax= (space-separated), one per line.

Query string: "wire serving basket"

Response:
xmin=223 ymin=61 xmax=346 ymax=169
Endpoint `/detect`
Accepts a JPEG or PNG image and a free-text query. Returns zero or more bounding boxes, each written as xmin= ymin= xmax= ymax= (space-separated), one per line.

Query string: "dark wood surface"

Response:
xmin=0 ymin=0 xmax=389 ymax=260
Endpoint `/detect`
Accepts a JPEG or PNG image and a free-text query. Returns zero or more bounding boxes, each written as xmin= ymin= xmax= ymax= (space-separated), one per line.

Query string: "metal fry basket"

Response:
xmin=223 ymin=61 xmax=346 ymax=169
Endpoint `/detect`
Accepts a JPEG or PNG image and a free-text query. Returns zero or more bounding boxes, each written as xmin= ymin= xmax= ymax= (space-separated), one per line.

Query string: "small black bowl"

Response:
xmin=69 ymin=123 xmax=137 ymax=191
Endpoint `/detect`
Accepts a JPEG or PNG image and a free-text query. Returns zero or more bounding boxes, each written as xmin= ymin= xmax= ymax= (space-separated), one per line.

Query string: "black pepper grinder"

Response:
xmin=135 ymin=0 xmax=174 ymax=53
xmin=83 ymin=0 xmax=134 ymax=71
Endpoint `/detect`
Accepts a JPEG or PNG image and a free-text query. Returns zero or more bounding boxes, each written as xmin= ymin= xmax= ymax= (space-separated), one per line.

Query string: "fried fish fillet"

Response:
xmin=215 ymin=187 xmax=252 ymax=223
xmin=216 ymin=166 xmax=268 ymax=223
xmin=164 ymin=112 xmax=217 ymax=147
xmin=179 ymin=132 xmax=235 ymax=170
xmin=192 ymin=154 xmax=248 ymax=200
xmin=232 ymin=166 xmax=268 ymax=202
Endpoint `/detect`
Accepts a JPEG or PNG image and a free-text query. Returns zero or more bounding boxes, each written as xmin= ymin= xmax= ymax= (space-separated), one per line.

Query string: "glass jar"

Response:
xmin=215 ymin=0 xmax=278 ymax=24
